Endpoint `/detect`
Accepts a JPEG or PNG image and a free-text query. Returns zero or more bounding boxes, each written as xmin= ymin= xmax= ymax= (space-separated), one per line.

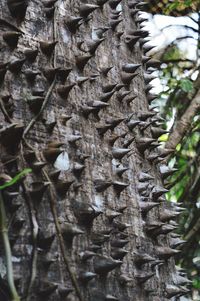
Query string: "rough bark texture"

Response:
xmin=0 ymin=1 xmax=186 ymax=301
xmin=165 ymin=88 xmax=200 ymax=151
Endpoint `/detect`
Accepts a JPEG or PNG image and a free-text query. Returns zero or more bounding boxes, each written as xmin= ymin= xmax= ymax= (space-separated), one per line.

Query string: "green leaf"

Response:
xmin=179 ymin=79 xmax=194 ymax=92
xmin=0 ymin=169 xmax=32 ymax=191
xmin=158 ymin=133 xmax=169 ymax=142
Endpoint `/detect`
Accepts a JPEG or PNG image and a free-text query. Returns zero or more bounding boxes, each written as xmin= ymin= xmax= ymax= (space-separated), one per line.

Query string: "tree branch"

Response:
xmin=166 ymin=88 xmax=200 ymax=151
xmin=161 ymin=24 xmax=199 ymax=33
xmin=0 ymin=191 xmax=20 ymax=301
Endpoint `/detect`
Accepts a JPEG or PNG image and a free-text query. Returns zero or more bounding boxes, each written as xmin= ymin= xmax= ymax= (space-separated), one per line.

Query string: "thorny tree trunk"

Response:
xmin=0 ymin=1 xmax=189 ymax=301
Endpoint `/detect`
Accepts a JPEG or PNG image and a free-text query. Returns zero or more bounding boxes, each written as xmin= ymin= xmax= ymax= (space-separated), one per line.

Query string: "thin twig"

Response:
xmin=23 ymin=78 xmax=56 ymax=137
xmin=43 ymin=170 xmax=84 ymax=301
xmin=0 ymin=191 xmax=20 ymax=301
xmin=0 ymin=98 xmax=13 ymax=123
xmin=20 ymin=146 xmax=39 ymax=301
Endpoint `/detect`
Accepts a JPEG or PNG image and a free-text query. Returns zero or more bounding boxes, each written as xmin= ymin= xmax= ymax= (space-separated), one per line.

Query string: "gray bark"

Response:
xmin=0 ymin=1 xmax=186 ymax=301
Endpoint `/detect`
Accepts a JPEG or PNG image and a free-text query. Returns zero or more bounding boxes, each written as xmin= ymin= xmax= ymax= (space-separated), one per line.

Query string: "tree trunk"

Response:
xmin=0 ymin=1 xmax=187 ymax=301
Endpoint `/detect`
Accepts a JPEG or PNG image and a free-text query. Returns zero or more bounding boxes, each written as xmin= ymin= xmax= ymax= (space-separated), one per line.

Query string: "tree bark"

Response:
xmin=166 ymin=89 xmax=200 ymax=151
xmin=0 ymin=1 xmax=187 ymax=301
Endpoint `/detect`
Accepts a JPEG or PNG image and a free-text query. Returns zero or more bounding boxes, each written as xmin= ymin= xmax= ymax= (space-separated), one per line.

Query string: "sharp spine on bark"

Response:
xmin=27 ymin=96 xmax=44 ymax=113
xmin=138 ymin=182 xmax=150 ymax=194
xmin=38 ymin=281 xmax=58 ymax=296
xmin=96 ymin=0 xmax=109 ymax=6
xmin=100 ymin=66 xmax=113 ymax=76
xmin=24 ymin=69 xmax=40 ymax=82
xmin=117 ymin=90 xmax=130 ymax=101
xmin=127 ymin=119 xmax=140 ymax=130
xmin=109 ymin=0 xmax=122 ymax=8
xmin=112 ymin=181 xmax=129 ymax=193
xmin=102 ymin=83 xmax=116 ymax=93
xmin=118 ymin=274 xmax=133 ymax=285
xmin=76 ymin=76 xmax=89 ymax=86
xmin=29 ymin=181 xmax=50 ymax=201
xmin=43 ymin=148 xmax=63 ymax=162
xmin=147 ymin=93 xmax=158 ymax=103
xmin=86 ymin=38 xmax=105 ymax=54
xmin=159 ymin=165 xmax=178 ymax=180
xmin=146 ymin=58 xmax=161 ymax=69
xmin=94 ymin=179 xmax=112 ymax=192
xmin=58 ymin=286 xmax=73 ymax=298
xmin=71 ymin=199 xmax=102 ymax=225
xmin=106 ymin=209 xmax=121 ymax=222
xmin=111 ymin=239 xmax=129 ymax=248
xmin=91 ymin=231 xmax=110 ymax=245
xmin=112 ymin=220 xmax=131 ymax=231
xmin=135 ymin=272 xmax=155 ymax=283
xmin=121 ymin=71 xmax=138 ymax=85
xmin=42 ymin=67 xmax=59 ymax=82
xmin=79 ymin=250 xmax=96 ymax=261
xmin=160 ymin=209 xmax=180 ymax=222
xmin=122 ymin=63 xmax=141 ymax=73
xmin=138 ymin=111 xmax=156 ymax=121
xmin=125 ymin=35 xmax=140 ymax=49
xmin=139 ymin=172 xmax=154 ymax=182
xmin=152 ymin=224 xmax=177 ymax=236
xmin=79 ymin=271 xmax=97 ymax=283
xmin=44 ymin=6 xmax=55 ymax=18
xmin=165 ymin=284 xmax=189 ymax=298
xmin=175 ymin=274 xmax=192 ymax=286
xmin=57 ymin=83 xmax=76 ymax=99
xmin=152 ymin=186 xmax=169 ymax=200
xmin=24 ymin=48 xmax=38 ymax=61
xmin=94 ymin=255 xmax=122 ymax=275
xmin=140 ymin=201 xmax=159 ymax=214
xmin=42 ymin=0 xmax=57 ymax=7
xmin=37 ymin=228 xmax=55 ymax=251
xmin=75 ymin=54 xmax=92 ymax=70
xmin=136 ymin=137 xmax=156 ymax=152
xmin=151 ymin=127 xmax=168 ymax=139
xmin=67 ymin=134 xmax=82 ymax=144
xmin=79 ymin=4 xmax=99 ymax=18
xmin=40 ymin=41 xmax=57 ymax=56
xmin=112 ymin=147 xmax=131 ymax=159
xmin=7 ymin=0 xmax=28 ymax=19
xmin=31 ymin=161 xmax=47 ymax=173
xmin=57 ymin=67 xmax=72 ymax=82
xmin=170 ymin=237 xmax=186 ymax=249
xmin=3 ymin=31 xmax=21 ymax=49
xmin=100 ymin=90 xmax=115 ymax=102
xmin=106 ymin=294 xmax=119 ymax=300
xmin=24 ymin=150 xmax=36 ymax=162
xmin=55 ymin=180 xmax=74 ymax=195
xmin=111 ymin=248 xmax=128 ymax=260
xmin=142 ymin=44 xmax=155 ymax=53
xmin=8 ymin=58 xmax=25 ymax=73
xmin=0 ymin=123 xmax=24 ymax=149
xmin=65 ymin=15 xmax=82 ymax=33
xmin=49 ymin=170 xmax=61 ymax=182
xmin=156 ymin=246 xmax=181 ymax=259
xmin=115 ymin=166 xmax=129 ymax=176
xmin=145 ymin=221 xmax=164 ymax=235
xmin=142 ymin=55 xmax=151 ymax=64
xmin=60 ymin=221 xmax=84 ymax=243
xmin=40 ymin=253 xmax=57 ymax=268
xmin=133 ymin=251 xmax=155 ymax=266
xmin=109 ymin=18 xmax=123 ymax=30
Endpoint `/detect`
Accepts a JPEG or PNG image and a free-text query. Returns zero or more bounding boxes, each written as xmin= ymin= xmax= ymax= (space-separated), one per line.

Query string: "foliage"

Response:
xmin=165 ymin=0 xmax=199 ymax=14
xmin=150 ymin=2 xmax=200 ymax=297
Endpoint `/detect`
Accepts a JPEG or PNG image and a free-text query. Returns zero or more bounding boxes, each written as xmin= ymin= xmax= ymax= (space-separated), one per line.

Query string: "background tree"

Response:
xmin=144 ymin=0 xmax=200 ymax=299
xmin=0 ymin=0 xmax=190 ymax=301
